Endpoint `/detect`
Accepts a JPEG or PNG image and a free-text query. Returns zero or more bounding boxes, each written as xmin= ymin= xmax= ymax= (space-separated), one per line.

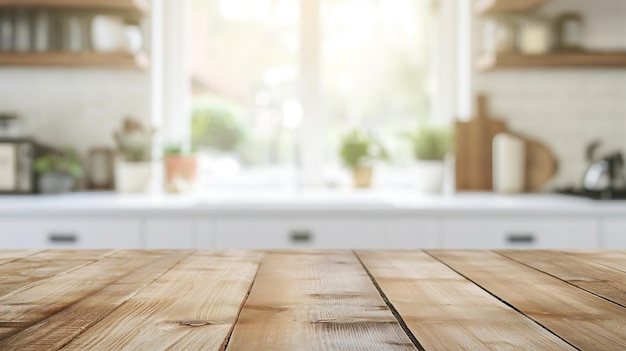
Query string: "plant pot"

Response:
xmin=115 ymin=160 xmax=152 ymax=193
xmin=414 ymin=160 xmax=444 ymax=193
xmin=164 ymin=155 xmax=197 ymax=193
xmin=38 ymin=172 xmax=75 ymax=194
xmin=353 ymin=166 xmax=373 ymax=188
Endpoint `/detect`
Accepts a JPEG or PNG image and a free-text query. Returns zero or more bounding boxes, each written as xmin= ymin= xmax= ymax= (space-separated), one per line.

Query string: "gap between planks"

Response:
xmin=57 ymin=250 xmax=264 ymax=351
xmin=225 ymin=250 xmax=419 ymax=351
xmin=427 ymin=250 xmax=626 ymax=351
xmin=496 ymin=250 xmax=626 ymax=309
xmin=0 ymin=250 xmax=194 ymax=351
xmin=357 ymin=250 xmax=576 ymax=351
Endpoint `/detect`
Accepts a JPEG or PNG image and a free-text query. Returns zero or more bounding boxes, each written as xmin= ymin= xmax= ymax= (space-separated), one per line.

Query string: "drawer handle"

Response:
xmin=290 ymin=230 xmax=313 ymax=243
xmin=48 ymin=233 xmax=78 ymax=244
xmin=507 ymin=234 xmax=535 ymax=244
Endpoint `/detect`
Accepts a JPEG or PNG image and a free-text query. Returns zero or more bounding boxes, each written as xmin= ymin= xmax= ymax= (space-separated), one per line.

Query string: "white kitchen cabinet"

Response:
xmin=145 ymin=217 xmax=195 ymax=249
xmin=601 ymin=218 xmax=626 ymax=248
xmin=214 ymin=216 xmax=438 ymax=249
xmin=0 ymin=217 xmax=142 ymax=249
xmin=196 ymin=219 xmax=215 ymax=249
xmin=442 ymin=217 xmax=599 ymax=249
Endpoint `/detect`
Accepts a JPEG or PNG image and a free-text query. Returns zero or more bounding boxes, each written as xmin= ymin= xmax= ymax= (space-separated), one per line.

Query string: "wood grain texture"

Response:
xmin=226 ymin=250 xmax=418 ymax=351
xmin=0 ymin=250 xmax=42 ymax=266
xmin=59 ymin=250 xmax=263 ymax=351
xmin=0 ymin=251 xmax=191 ymax=351
xmin=429 ymin=250 xmax=626 ymax=351
xmin=357 ymin=250 xmax=575 ymax=351
xmin=455 ymin=95 xmax=507 ymax=191
xmin=0 ymin=250 xmax=159 ymax=340
xmin=564 ymin=250 xmax=626 ymax=273
xmin=499 ymin=250 xmax=626 ymax=307
xmin=0 ymin=250 xmax=110 ymax=298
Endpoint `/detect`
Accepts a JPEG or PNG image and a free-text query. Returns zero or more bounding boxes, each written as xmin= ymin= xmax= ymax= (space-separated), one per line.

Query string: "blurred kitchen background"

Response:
xmin=1 ymin=0 xmax=626 ymax=250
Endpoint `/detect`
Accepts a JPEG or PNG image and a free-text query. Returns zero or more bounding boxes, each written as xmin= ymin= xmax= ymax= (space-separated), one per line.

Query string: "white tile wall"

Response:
xmin=0 ymin=68 xmax=151 ymax=153
xmin=474 ymin=0 xmax=626 ymax=189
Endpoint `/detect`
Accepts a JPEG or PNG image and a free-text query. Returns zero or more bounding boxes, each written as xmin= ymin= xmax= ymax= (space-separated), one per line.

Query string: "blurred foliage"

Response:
xmin=405 ymin=125 xmax=453 ymax=161
xmin=192 ymin=96 xmax=246 ymax=152
xmin=34 ymin=148 xmax=83 ymax=179
xmin=339 ymin=129 xmax=388 ymax=169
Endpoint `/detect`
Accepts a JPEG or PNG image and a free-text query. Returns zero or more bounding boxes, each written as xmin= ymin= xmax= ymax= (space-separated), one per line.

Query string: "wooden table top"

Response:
xmin=0 ymin=250 xmax=625 ymax=350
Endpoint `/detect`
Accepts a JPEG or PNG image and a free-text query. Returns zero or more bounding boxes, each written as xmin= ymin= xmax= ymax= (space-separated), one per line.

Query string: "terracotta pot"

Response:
xmin=353 ymin=166 xmax=373 ymax=188
xmin=164 ymin=155 xmax=197 ymax=193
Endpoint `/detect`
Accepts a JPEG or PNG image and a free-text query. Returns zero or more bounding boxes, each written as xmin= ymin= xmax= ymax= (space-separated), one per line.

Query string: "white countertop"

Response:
xmin=0 ymin=190 xmax=625 ymax=216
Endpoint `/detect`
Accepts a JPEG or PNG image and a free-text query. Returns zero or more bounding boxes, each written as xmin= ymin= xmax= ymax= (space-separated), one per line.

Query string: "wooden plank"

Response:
xmin=0 ymin=251 xmax=192 ymax=351
xmin=499 ymin=250 xmax=626 ymax=307
xmin=357 ymin=250 xmax=575 ymax=351
xmin=0 ymin=53 xmax=149 ymax=69
xmin=564 ymin=250 xmax=626 ymax=274
xmin=58 ymin=250 xmax=263 ymax=351
xmin=0 ymin=250 xmax=112 ymax=298
xmin=0 ymin=250 xmax=42 ymax=266
xmin=478 ymin=52 xmax=626 ymax=71
xmin=0 ymin=0 xmax=149 ymax=14
xmin=475 ymin=0 xmax=546 ymax=15
xmin=429 ymin=250 xmax=626 ymax=351
xmin=226 ymin=250 xmax=418 ymax=351
xmin=0 ymin=250 xmax=165 ymax=340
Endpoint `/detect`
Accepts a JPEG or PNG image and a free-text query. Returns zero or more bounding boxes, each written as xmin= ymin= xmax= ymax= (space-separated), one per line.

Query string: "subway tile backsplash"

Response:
xmin=0 ymin=69 xmax=151 ymax=153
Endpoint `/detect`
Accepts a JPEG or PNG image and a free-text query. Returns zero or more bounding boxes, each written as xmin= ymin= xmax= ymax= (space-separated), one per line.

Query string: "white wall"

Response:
xmin=0 ymin=68 xmax=151 ymax=152
xmin=473 ymin=0 xmax=626 ymax=189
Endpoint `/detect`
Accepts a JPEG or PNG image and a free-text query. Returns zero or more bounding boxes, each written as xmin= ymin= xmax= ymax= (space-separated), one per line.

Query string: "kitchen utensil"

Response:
xmin=583 ymin=141 xmax=626 ymax=191
xmin=66 ymin=14 xmax=83 ymax=52
xmin=518 ymin=16 xmax=553 ymax=54
xmin=14 ymin=8 xmax=31 ymax=52
xmin=524 ymin=137 xmax=558 ymax=191
xmin=88 ymin=148 xmax=114 ymax=190
xmin=555 ymin=12 xmax=583 ymax=51
xmin=0 ymin=10 xmax=14 ymax=51
xmin=493 ymin=132 xmax=525 ymax=193
xmin=0 ymin=139 xmax=35 ymax=194
xmin=33 ymin=9 xmax=50 ymax=52
xmin=91 ymin=15 xmax=129 ymax=53
xmin=483 ymin=17 xmax=516 ymax=54
xmin=456 ymin=95 xmax=507 ymax=191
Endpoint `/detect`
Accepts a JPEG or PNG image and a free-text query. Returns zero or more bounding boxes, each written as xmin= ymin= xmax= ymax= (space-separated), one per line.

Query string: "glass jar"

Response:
xmin=518 ymin=16 xmax=553 ymax=55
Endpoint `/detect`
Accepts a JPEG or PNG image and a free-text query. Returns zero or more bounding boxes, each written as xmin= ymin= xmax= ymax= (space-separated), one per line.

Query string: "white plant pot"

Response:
xmin=414 ymin=160 xmax=444 ymax=194
xmin=115 ymin=160 xmax=152 ymax=193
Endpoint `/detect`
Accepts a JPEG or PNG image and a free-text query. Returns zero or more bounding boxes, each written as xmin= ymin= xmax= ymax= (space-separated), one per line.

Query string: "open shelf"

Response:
xmin=478 ymin=52 xmax=626 ymax=70
xmin=0 ymin=0 xmax=149 ymax=15
xmin=475 ymin=0 xmax=547 ymax=15
xmin=0 ymin=52 xmax=149 ymax=69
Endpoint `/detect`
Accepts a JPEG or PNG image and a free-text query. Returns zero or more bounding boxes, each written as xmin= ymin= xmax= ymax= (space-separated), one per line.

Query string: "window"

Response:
xmin=188 ymin=0 xmax=447 ymax=188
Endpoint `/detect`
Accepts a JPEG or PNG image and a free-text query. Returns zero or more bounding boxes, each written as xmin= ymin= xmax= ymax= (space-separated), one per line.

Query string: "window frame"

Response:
xmin=153 ymin=0 xmax=469 ymax=188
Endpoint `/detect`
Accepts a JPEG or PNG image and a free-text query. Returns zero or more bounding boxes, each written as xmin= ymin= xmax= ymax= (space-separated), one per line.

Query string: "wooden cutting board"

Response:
xmin=524 ymin=137 xmax=559 ymax=191
xmin=456 ymin=95 xmax=507 ymax=191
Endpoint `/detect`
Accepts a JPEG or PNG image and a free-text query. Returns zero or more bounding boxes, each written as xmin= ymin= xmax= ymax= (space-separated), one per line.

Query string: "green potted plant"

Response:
xmin=113 ymin=117 xmax=155 ymax=193
xmin=34 ymin=148 xmax=83 ymax=194
xmin=191 ymin=98 xmax=245 ymax=153
xmin=339 ymin=129 xmax=387 ymax=188
xmin=163 ymin=144 xmax=197 ymax=193
xmin=405 ymin=125 xmax=452 ymax=193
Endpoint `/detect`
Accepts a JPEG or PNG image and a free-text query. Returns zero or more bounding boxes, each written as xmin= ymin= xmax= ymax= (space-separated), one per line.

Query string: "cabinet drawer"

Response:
xmin=602 ymin=219 xmax=626 ymax=249
xmin=215 ymin=216 xmax=438 ymax=249
xmin=145 ymin=217 xmax=195 ymax=249
xmin=0 ymin=217 xmax=142 ymax=249
xmin=442 ymin=217 xmax=599 ymax=249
